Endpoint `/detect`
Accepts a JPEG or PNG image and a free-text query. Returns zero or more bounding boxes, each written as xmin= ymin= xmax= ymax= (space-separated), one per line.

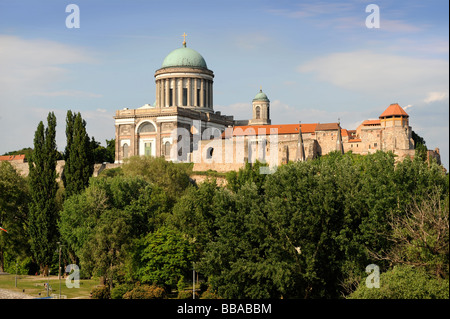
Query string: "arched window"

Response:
xmin=123 ymin=143 xmax=129 ymax=159
xmin=255 ymin=106 xmax=261 ymax=119
xmin=164 ymin=141 xmax=171 ymax=156
xmin=138 ymin=122 xmax=156 ymax=134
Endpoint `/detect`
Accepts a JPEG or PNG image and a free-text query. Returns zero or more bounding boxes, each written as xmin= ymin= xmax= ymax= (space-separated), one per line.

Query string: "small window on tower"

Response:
xmin=255 ymin=106 xmax=261 ymax=119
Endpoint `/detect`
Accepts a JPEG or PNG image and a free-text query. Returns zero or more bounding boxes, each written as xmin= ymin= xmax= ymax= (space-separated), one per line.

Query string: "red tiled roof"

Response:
xmin=341 ymin=129 xmax=348 ymax=137
xmin=348 ymin=139 xmax=362 ymax=143
xmin=362 ymin=119 xmax=381 ymax=125
xmin=315 ymin=123 xmax=340 ymax=131
xmin=379 ymin=103 xmax=409 ymax=118
xmin=226 ymin=123 xmax=318 ymax=137
xmin=0 ymin=154 xmax=26 ymax=161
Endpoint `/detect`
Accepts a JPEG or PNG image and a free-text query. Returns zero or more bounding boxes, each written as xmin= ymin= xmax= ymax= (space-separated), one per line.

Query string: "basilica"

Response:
xmin=113 ymin=35 xmax=428 ymax=172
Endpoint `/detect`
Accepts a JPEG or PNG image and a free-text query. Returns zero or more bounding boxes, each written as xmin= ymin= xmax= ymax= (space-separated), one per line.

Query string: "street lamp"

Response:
xmin=56 ymin=242 xmax=64 ymax=299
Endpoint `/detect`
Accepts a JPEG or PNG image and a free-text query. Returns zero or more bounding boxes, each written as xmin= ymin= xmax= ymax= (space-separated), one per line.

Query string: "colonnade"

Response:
xmin=155 ymin=76 xmax=213 ymax=109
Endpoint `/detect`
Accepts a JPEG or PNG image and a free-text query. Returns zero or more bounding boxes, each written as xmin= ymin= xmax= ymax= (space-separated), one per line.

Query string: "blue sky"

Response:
xmin=0 ymin=0 xmax=448 ymax=168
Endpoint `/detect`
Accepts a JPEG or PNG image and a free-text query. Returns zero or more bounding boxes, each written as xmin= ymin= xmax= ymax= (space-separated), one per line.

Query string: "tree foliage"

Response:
xmin=0 ymin=162 xmax=30 ymax=272
xmin=27 ymin=112 xmax=59 ymax=275
xmin=134 ymin=227 xmax=195 ymax=289
xmin=349 ymin=265 xmax=449 ymax=299
xmin=63 ymin=111 xmax=94 ymax=197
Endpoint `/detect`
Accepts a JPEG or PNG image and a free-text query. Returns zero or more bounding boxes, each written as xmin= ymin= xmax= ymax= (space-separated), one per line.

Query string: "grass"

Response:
xmin=0 ymin=274 xmax=98 ymax=299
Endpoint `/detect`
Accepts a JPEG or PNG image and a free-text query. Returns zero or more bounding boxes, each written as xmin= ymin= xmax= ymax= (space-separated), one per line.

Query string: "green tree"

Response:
xmin=27 ymin=112 xmax=59 ymax=275
xmin=349 ymin=265 xmax=449 ymax=299
xmin=90 ymin=137 xmax=115 ymax=163
xmin=58 ymin=182 xmax=109 ymax=263
xmin=0 ymin=162 xmax=30 ymax=272
xmin=59 ymin=175 xmax=171 ymax=279
xmin=121 ymin=156 xmax=192 ymax=203
xmin=225 ymin=160 xmax=268 ymax=195
xmin=80 ymin=209 xmax=132 ymax=290
xmin=201 ymin=183 xmax=293 ymax=298
xmin=170 ymin=180 xmax=219 ymax=258
xmin=371 ymin=190 xmax=449 ymax=279
xmin=63 ymin=111 xmax=94 ymax=197
xmin=134 ymin=227 xmax=195 ymax=290
xmin=412 ymin=131 xmax=428 ymax=162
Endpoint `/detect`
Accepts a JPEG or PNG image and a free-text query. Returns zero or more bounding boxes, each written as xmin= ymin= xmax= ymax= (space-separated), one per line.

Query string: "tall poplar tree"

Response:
xmin=62 ymin=110 xmax=74 ymax=188
xmin=28 ymin=112 xmax=59 ymax=276
xmin=63 ymin=111 xmax=94 ymax=197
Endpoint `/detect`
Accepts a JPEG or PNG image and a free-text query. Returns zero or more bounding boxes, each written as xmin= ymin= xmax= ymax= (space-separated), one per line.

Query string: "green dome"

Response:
xmin=253 ymin=89 xmax=269 ymax=102
xmin=161 ymin=45 xmax=208 ymax=69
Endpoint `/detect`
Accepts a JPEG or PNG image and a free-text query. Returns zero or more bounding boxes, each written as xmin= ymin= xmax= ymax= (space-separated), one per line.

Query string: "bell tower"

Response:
xmin=249 ymin=88 xmax=271 ymax=125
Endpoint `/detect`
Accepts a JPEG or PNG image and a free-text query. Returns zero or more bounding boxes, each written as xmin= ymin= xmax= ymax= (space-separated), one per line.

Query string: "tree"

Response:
xmin=170 ymin=180 xmax=219 ymax=258
xmin=90 ymin=137 xmax=115 ymax=164
xmin=412 ymin=131 xmax=427 ymax=162
xmin=371 ymin=189 xmax=449 ymax=279
xmin=27 ymin=112 xmax=59 ymax=275
xmin=0 ymin=162 xmax=30 ymax=272
xmin=201 ymin=183 xmax=294 ymax=298
xmin=349 ymin=265 xmax=449 ymax=299
xmin=134 ymin=227 xmax=195 ymax=291
xmin=121 ymin=156 xmax=192 ymax=204
xmin=80 ymin=209 xmax=132 ymax=290
xmin=63 ymin=111 xmax=94 ymax=197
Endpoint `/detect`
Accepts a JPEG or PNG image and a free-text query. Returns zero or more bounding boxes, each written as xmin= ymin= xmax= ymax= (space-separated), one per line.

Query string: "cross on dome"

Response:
xmin=182 ymin=32 xmax=187 ymax=47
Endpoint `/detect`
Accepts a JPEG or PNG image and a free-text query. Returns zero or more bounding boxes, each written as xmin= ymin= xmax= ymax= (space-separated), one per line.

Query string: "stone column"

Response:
xmin=165 ymin=79 xmax=169 ymax=107
xmin=156 ymin=122 xmax=161 ymax=157
xmin=161 ymin=80 xmax=165 ymax=108
xmin=194 ymin=78 xmax=198 ymax=106
xmin=187 ymin=78 xmax=191 ymax=106
xmin=155 ymin=80 xmax=160 ymax=108
xmin=178 ymin=78 xmax=182 ymax=107
xmin=115 ymin=125 xmax=119 ymax=162
xmin=172 ymin=78 xmax=176 ymax=107
xmin=205 ymin=80 xmax=209 ymax=108
xmin=209 ymin=81 xmax=213 ymax=109
xmin=200 ymin=79 xmax=204 ymax=107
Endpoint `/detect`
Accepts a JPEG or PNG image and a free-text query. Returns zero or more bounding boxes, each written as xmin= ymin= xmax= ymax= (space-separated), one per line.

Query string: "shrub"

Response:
xmin=111 ymin=283 xmax=133 ymax=299
xmin=90 ymin=285 xmax=111 ymax=299
xmin=122 ymin=284 xmax=167 ymax=299
xmin=348 ymin=265 xmax=449 ymax=299
xmin=177 ymin=290 xmax=199 ymax=299
xmin=200 ymin=288 xmax=222 ymax=299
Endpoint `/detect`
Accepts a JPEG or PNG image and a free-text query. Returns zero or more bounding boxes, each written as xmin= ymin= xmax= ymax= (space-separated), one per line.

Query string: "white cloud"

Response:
xmin=297 ymin=50 xmax=449 ymax=99
xmin=424 ymin=91 xmax=449 ymax=103
xmin=0 ymin=35 xmax=96 ymax=98
xmin=0 ymin=35 xmax=99 ymax=154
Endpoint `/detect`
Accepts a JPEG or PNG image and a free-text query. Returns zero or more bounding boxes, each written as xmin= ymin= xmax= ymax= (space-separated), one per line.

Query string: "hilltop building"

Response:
xmin=113 ymin=36 xmax=439 ymax=171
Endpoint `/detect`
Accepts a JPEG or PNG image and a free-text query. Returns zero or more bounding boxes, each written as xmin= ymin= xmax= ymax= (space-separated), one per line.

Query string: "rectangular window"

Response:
xmin=203 ymin=88 xmax=206 ymax=107
xmin=182 ymin=88 xmax=188 ymax=106
xmin=197 ymin=89 xmax=200 ymax=106
xmin=169 ymin=89 xmax=173 ymax=106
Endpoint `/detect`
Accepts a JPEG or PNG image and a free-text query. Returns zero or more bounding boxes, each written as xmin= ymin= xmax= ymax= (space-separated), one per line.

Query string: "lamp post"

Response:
xmin=15 ymin=260 xmax=18 ymax=288
xmin=192 ymin=262 xmax=195 ymax=300
xmin=57 ymin=242 xmax=63 ymax=299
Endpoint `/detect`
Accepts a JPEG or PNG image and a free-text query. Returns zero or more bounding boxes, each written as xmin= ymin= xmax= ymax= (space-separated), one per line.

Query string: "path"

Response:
xmin=0 ymin=288 xmax=34 ymax=299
